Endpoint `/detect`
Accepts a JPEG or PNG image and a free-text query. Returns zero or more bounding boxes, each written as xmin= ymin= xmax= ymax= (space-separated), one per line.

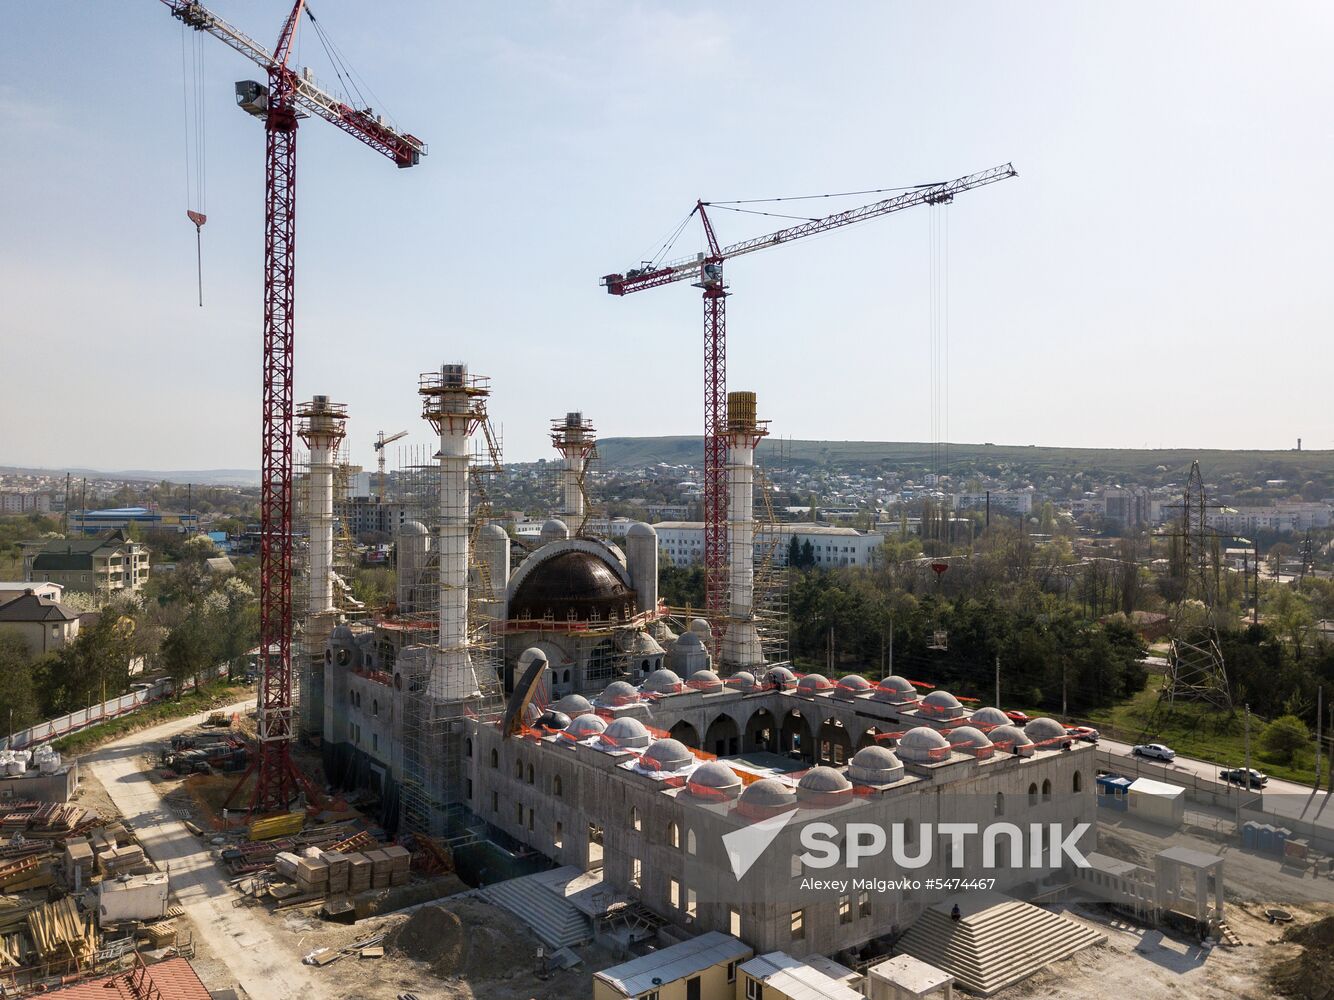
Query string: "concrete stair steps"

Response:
xmin=896 ymin=898 xmax=1104 ymax=996
xmin=479 ymin=870 xmax=592 ymax=950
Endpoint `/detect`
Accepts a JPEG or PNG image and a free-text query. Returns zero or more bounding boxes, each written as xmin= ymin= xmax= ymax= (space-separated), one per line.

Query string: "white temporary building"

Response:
xmin=1127 ymin=776 xmax=1185 ymax=827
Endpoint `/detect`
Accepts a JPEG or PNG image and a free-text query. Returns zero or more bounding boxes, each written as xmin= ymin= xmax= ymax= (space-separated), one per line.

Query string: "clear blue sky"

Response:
xmin=3 ymin=2 xmax=1331 ymax=472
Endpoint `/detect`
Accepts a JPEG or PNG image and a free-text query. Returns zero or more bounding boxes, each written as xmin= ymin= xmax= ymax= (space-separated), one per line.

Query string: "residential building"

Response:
xmin=0 ymin=590 xmax=81 ymax=655
xmin=653 ymin=521 xmax=883 ymax=569
xmin=1102 ymin=487 xmax=1150 ymax=528
xmin=27 ymin=530 xmax=149 ymax=594
xmin=0 ymin=581 xmax=62 ymax=605
xmin=1206 ymin=502 xmax=1334 ymax=534
xmin=336 ymin=496 xmax=415 ymax=538
xmin=0 ymin=491 xmax=52 ymax=514
xmin=951 ymin=490 xmax=1033 ymax=515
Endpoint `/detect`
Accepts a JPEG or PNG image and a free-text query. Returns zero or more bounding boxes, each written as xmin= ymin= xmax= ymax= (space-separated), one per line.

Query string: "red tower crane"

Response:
xmin=162 ymin=0 xmax=427 ymax=814
xmin=601 ymin=164 xmax=1016 ymax=622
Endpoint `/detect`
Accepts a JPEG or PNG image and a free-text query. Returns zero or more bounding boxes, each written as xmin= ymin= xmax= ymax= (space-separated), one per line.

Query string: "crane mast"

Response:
xmin=601 ymin=164 xmax=1015 ymax=625
xmin=164 ymin=0 xmax=426 ymax=814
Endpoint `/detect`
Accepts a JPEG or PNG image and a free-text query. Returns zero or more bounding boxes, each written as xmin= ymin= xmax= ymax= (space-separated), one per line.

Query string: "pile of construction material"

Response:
xmin=0 ymin=800 xmax=95 ymax=837
xmin=90 ymin=823 xmax=149 ymax=877
xmin=220 ymin=820 xmax=374 ymax=876
xmin=0 ymin=896 xmax=99 ymax=974
xmin=0 ymin=747 xmax=64 ymax=777
xmin=274 ymin=844 xmax=410 ymax=899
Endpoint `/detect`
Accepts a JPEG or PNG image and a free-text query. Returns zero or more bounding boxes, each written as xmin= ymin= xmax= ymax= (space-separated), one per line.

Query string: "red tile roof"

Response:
xmin=44 ymin=957 xmax=211 ymax=1000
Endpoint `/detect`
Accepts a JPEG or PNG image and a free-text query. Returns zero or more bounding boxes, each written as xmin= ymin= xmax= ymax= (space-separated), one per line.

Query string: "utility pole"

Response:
xmin=1243 ymin=702 xmax=1253 ymax=818
xmin=1317 ymin=687 xmax=1324 ymax=789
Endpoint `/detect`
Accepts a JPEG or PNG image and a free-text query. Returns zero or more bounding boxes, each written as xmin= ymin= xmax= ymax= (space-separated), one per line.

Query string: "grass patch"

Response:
xmin=1079 ymin=675 xmax=1318 ymax=786
xmin=51 ymin=681 xmax=253 ymax=756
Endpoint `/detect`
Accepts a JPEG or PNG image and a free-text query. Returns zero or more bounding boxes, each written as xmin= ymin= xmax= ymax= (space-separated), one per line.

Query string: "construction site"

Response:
xmin=3 ymin=2 xmax=1333 ymax=1000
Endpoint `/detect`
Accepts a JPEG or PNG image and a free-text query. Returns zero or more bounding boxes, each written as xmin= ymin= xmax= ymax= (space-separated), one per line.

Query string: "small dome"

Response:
xmin=797 ymin=673 xmax=833 ymax=694
xmin=644 ymin=668 xmax=685 ymax=695
xmin=599 ymin=680 xmax=640 ymax=706
xmin=796 ymin=766 xmax=853 ymax=806
xmin=641 ymin=738 xmax=694 ymax=772
xmin=921 ymin=690 xmax=962 ymax=712
xmin=686 ymin=761 xmax=742 ymax=800
xmin=764 ymin=667 xmax=796 ymax=690
xmin=480 ymin=522 xmax=509 ymax=539
xmin=600 ymin=716 xmax=651 ymax=749
xmin=872 ymin=675 xmax=918 ymax=703
xmin=552 ymin=694 xmax=593 ymax=717
xmin=834 ymin=675 xmax=871 ymax=699
xmin=736 ymin=778 xmax=798 ymax=819
xmin=331 ymin=623 xmax=355 ymax=645
xmin=540 ymin=518 xmax=570 ymax=543
xmin=627 ymin=631 xmax=666 ymax=657
xmin=399 ymin=520 xmax=429 ymax=536
xmin=688 ymin=670 xmax=723 ymax=693
xmin=988 ymin=724 xmax=1033 ymax=749
xmin=897 ymin=726 xmax=951 ymax=763
xmin=849 ymin=745 xmax=905 ymax=786
xmin=725 ymin=671 xmax=756 ymax=691
xmin=969 ymin=707 xmax=1010 ymax=728
xmin=566 ymin=714 xmax=607 ymax=738
xmin=536 ymin=710 xmax=571 ymax=732
xmin=675 ymin=631 xmax=704 ymax=649
xmin=689 ymin=618 xmax=713 ymax=639
xmin=626 ymin=521 xmax=657 ymax=540
xmin=1025 ymin=718 xmax=1068 ymax=743
xmin=946 ymin=726 xmax=993 ymax=749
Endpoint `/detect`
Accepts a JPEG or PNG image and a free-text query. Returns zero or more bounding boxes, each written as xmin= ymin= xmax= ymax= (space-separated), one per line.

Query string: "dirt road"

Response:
xmin=84 ymin=699 xmax=338 ymax=1000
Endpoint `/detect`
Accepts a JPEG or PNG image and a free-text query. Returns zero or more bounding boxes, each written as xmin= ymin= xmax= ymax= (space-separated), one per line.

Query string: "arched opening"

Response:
xmin=669 ymin=821 xmax=680 ymax=849
xmin=687 ymin=829 xmax=697 ymax=855
xmin=744 ymin=709 xmax=778 ymax=754
xmin=1042 ymin=778 xmax=1052 ymax=802
xmin=1028 ymin=783 xmax=1038 ymax=806
xmin=1073 ymin=771 xmax=1083 ymax=793
xmin=817 ymin=718 xmax=853 ymax=766
xmin=490 ymin=748 xmax=498 ymax=769
xmin=669 ymin=720 xmax=701 ymax=749
xmin=514 ymin=760 xmax=523 ymax=780
xmin=704 ymin=714 xmax=741 ymax=757
xmin=465 ymin=738 xmax=473 ymax=758
xmin=553 ymin=775 xmax=563 ymax=797
xmin=641 ymin=659 xmax=650 ymax=674
xmin=994 ymin=792 xmax=1004 ymax=816
xmin=856 ymin=728 xmax=880 ymax=751
xmin=527 ymin=763 xmax=535 ymax=785
xmin=631 ymin=806 xmax=641 ymax=831
xmin=780 ymin=710 xmax=814 ymax=763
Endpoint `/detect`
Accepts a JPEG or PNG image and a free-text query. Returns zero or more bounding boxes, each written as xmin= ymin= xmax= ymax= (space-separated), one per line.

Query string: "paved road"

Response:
xmin=1100 ymin=735 xmax=1334 ymax=829
xmin=84 ymin=699 xmax=336 ymax=999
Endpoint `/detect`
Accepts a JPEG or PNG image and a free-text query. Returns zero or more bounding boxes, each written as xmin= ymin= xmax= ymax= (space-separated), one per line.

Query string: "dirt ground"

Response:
xmin=1013 ymin=899 xmax=1331 ymax=1000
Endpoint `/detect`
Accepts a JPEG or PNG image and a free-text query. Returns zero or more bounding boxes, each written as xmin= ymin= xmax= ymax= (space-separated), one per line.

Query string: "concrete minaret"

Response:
xmin=721 ymin=391 xmax=768 ymax=672
xmin=297 ymin=396 xmax=348 ymax=621
xmin=550 ymin=412 xmax=596 ymax=533
xmin=419 ymin=364 xmax=489 ymax=701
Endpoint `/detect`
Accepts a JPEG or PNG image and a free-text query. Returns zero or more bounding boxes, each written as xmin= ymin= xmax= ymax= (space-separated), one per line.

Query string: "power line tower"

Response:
xmin=1164 ymin=461 xmax=1232 ymax=711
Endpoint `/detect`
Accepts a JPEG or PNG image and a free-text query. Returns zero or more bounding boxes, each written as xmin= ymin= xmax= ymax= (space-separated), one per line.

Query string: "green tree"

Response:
xmin=0 ymin=632 xmax=41 ymax=734
xmin=1261 ymin=714 xmax=1310 ymax=764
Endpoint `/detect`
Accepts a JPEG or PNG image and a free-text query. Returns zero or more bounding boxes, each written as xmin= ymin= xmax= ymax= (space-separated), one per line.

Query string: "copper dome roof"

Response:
xmin=510 ymin=550 xmax=638 ymax=623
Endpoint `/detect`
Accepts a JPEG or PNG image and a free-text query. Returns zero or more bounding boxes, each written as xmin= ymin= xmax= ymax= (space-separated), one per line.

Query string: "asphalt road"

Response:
xmin=84 ymin=699 xmax=338 ymax=999
xmin=1099 ymin=735 xmax=1334 ymax=829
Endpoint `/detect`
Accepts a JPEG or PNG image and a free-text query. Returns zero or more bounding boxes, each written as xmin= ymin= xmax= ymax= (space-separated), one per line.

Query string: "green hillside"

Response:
xmin=597 ymin=436 xmax=1334 ymax=483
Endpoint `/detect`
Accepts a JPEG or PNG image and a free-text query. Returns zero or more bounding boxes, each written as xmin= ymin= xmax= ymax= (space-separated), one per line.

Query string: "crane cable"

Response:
xmin=180 ymin=24 xmax=207 ymax=307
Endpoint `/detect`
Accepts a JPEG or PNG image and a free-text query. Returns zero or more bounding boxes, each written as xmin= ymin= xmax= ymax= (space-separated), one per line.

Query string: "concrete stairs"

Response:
xmin=479 ymin=866 xmax=593 ymax=950
xmin=896 ymin=892 xmax=1105 ymax=996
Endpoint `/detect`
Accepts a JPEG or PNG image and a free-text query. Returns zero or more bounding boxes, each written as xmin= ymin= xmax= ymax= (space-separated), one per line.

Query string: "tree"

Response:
xmin=0 ymin=631 xmax=41 ymax=733
xmin=787 ymin=535 xmax=801 ymax=569
xmin=161 ymin=608 xmax=218 ymax=696
xmin=801 ymin=540 xmax=815 ymax=568
xmin=1261 ymin=714 xmax=1310 ymax=764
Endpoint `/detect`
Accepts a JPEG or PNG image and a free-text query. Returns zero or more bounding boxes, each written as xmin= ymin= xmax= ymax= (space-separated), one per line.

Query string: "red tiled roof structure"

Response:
xmin=43 ymin=957 xmax=211 ymax=1000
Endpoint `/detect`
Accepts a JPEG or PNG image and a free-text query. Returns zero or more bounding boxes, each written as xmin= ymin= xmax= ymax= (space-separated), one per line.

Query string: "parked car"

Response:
xmin=1132 ymin=743 xmax=1176 ymax=761
xmin=1066 ymin=726 xmax=1100 ymax=744
xmin=1005 ymin=710 xmax=1031 ymax=725
xmin=1221 ymin=767 xmax=1268 ymax=788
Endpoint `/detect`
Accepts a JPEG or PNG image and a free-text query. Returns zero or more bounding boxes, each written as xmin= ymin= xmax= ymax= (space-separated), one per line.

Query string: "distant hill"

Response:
xmin=0 ymin=466 xmax=260 ymax=487
xmin=596 ymin=437 xmax=1334 ymax=482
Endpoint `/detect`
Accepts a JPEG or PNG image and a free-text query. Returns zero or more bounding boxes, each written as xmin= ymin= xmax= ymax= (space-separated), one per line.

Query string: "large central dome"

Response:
xmin=510 ymin=550 xmax=638 ymax=622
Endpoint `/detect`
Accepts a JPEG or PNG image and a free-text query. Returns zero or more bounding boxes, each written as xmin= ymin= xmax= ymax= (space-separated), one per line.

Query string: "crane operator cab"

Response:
xmin=235 ymin=80 xmax=270 ymax=119
xmin=694 ymin=257 xmax=724 ymax=291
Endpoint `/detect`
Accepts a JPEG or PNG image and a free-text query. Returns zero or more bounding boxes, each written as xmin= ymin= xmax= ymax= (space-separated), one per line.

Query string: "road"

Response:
xmin=84 ymin=699 xmax=337 ymax=999
xmin=1099 ymin=735 xmax=1334 ymax=829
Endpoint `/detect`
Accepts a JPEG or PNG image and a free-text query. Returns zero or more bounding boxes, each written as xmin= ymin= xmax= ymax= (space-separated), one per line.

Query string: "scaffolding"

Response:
xmin=753 ymin=462 xmax=791 ymax=668
xmin=394 ymin=373 xmax=507 ymax=838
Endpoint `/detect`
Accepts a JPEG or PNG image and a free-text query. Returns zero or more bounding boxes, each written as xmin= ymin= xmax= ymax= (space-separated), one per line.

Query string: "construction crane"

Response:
xmin=374 ymin=429 xmax=409 ymax=501
xmin=161 ymin=0 xmax=427 ymax=815
xmin=601 ymin=164 xmax=1016 ymax=621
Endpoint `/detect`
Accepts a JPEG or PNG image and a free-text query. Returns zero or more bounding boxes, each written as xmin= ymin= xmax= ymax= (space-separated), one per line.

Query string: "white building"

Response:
xmin=654 ymin=521 xmax=883 ymax=569
xmin=1207 ymin=502 xmax=1333 ymax=534
xmin=951 ymin=490 xmax=1033 ymax=515
xmin=0 ymin=492 xmax=52 ymax=514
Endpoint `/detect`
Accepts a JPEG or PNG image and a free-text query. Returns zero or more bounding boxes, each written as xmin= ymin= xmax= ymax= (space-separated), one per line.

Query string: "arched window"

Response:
xmin=465 ymin=738 xmax=473 ymax=759
xmin=527 ymin=764 xmax=535 ymax=785
xmin=1041 ymin=778 xmax=1052 ymax=802
xmin=687 ymin=829 xmax=697 ymax=855
xmin=553 ymin=775 xmax=562 ymax=797
xmin=1028 ymin=783 xmax=1038 ymax=806
xmin=642 ymin=659 xmax=650 ymax=673
xmin=514 ymin=760 xmax=523 ymax=780
xmin=994 ymin=792 xmax=1004 ymax=816
xmin=1073 ymin=771 xmax=1083 ymax=793
xmin=563 ymin=669 xmax=570 ymax=683
xmin=372 ymin=699 xmax=378 ymax=718
xmin=490 ymin=748 xmax=498 ymax=769
xmin=669 ymin=821 xmax=681 ymax=849
xmin=631 ymin=806 xmax=641 ymax=831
